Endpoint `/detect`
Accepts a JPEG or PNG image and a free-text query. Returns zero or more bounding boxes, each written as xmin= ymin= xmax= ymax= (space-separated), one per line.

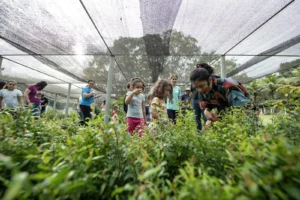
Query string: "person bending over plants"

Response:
xmin=190 ymin=63 xmax=256 ymax=128
xmin=24 ymin=81 xmax=47 ymax=119
xmin=149 ymin=79 xmax=173 ymax=133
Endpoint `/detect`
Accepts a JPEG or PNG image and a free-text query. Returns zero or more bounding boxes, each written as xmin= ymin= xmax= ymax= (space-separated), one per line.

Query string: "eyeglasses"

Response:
xmin=194 ymin=82 xmax=208 ymax=90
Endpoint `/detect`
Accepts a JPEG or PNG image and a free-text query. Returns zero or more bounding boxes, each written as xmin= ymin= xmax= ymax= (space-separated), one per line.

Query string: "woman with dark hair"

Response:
xmin=191 ymin=64 xmax=216 ymax=131
xmin=24 ymin=81 xmax=48 ymax=119
xmin=190 ymin=63 xmax=255 ymax=126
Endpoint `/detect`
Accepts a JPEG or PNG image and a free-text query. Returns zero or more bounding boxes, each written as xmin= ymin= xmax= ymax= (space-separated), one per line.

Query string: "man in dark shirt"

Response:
xmin=191 ymin=84 xmax=207 ymax=131
xmin=181 ymin=88 xmax=192 ymax=115
xmin=40 ymin=94 xmax=48 ymax=116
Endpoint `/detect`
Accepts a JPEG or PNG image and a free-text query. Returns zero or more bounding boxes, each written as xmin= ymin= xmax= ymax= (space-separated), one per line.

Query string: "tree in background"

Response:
xmin=83 ymin=30 xmax=218 ymax=97
xmin=247 ymin=80 xmax=262 ymax=102
xmin=83 ymin=30 xmax=248 ymax=97
xmin=279 ymin=59 xmax=300 ymax=78
xmin=261 ymin=74 xmax=280 ymax=99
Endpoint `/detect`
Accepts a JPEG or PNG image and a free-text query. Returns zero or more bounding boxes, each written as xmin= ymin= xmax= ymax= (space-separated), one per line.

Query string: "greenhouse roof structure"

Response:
xmin=1 ymin=0 xmax=300 ymax=104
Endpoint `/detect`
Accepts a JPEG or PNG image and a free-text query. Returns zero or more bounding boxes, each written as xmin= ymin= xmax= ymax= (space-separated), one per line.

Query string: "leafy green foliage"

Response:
xmin=0 ymin=92 xmax=299 ymax=199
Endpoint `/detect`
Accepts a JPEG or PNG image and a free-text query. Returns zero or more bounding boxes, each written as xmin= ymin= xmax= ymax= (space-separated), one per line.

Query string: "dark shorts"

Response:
xmin=167 ymin=109 xmax=178 ymax=124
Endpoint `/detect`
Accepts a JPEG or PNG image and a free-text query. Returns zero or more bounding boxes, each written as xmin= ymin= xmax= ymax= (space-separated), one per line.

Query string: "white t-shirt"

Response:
xmin=126 ymin=91 xmax=145 ymax=118
xmin=0 ymin=89 xmax=23 ymax=109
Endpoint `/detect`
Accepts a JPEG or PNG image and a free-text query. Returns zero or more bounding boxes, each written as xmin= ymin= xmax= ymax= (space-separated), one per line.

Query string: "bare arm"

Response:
xmin=18 ymin=96 xmax=24 ymax=108
xmin=142 ymin=101 xmax=146 ymax=122
xmin=204 ymin=108 xmax=218 ymax=122
xmin=83 ymin=91 xmax=95 ymax=98
xmin=125 ymin=89 xmax=142 ymax=105
xmin=0 ymin=96 xmax=3 ymax=109
xmin=150 ymin=103 xmax=159 ymax=120
xmin=24 ymin=88 xmax=31 ymax=103
xmin=125 ymin=92 xmax=134 ymax=105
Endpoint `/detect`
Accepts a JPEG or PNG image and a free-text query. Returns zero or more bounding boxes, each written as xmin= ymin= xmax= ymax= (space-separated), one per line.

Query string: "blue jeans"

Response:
xmin=193 ymin=100 xmax=206 ymax=131
xmin=31 ymin=103 xmax=41 ymax=119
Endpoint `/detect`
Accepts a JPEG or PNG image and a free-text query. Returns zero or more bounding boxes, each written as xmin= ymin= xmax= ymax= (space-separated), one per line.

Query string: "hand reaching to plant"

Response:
xmin=204 ymin=109 xmax=218 ymax=122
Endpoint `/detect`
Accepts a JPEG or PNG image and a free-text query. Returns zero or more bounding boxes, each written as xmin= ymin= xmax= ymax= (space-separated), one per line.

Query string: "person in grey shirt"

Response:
xmin=0 ymin=80 xmax=24 ymax=109
xmin=125 ymin=78 xmax=146 ymax=137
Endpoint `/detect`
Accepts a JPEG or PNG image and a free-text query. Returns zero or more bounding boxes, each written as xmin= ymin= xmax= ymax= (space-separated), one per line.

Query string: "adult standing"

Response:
xmin=40 ymin=94 xmax=48 ymax=116
xmin=0 ymin=80 xmax=24 ymax=110
xmin=166 ymin=74 xmax=181 ymax=124
xmin=181 ymin=87 xmax=192 ymax=115
xmin=24 ymin=81 xmax=47 ymax=119
xmin=80 ymin=80 xmax=95 ymax=126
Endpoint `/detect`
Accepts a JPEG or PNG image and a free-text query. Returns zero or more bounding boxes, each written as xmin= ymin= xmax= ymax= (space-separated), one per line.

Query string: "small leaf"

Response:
xmin=3 ymin=172 xmax=28 ymax=200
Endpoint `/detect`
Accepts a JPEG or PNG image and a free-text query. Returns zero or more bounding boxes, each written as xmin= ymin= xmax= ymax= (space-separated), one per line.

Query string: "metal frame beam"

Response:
xmin=221 ymin=56 xmax=226 ymax=78
xmin=1 ymin=53 xmax=300 ymax=57
xmin=65 ymin=83 xmax=71 ymax=116
xmin=79 ymin=0 xmax=128 ymax=82
xmin=104 ymin=56 xmax=114 ymax=124
xmin=223 ymin=0 xmax=294 ymax=55
xmin=0 ymin=36 xmax=106 ymax=93
xmin=227 ymin=34 xmax=300 ymax=77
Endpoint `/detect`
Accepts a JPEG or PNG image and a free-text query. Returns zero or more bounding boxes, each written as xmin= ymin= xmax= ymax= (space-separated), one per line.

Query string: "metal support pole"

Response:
xmin=104 ymin=55 xmax=115 ymax=124
xmin=221 ymin=55 xmax=226 ymax=78
xmin=65 ymin=83 xmax=71 ymax=117
xmin=0 ymin=56 xmax=3 ymax=70
xmin=0 ymin=56 xmax=3 ymax=78
xmin=53 ymin=94 xmax=57 ymax=110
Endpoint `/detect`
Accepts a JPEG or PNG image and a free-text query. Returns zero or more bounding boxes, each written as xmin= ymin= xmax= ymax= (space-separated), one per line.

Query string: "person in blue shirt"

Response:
xmin=80 ymin=80 xmax=95 ymax=126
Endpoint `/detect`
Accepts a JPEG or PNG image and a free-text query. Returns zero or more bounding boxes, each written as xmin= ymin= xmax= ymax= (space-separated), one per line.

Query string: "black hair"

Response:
xmin=190 ymin=68 xmax=212 ymax=82
xmin=35 ymin=81 xmax=48 ymax=90
xmin=0 ymin=81 xmax=6 ymax=89
xmin=196 ymin=63 xmax=214 ymax=74
xmin=131 ymin=77 xmax=145 ymax=89
xmin=88 ymin=80 xmax=95 ymax=83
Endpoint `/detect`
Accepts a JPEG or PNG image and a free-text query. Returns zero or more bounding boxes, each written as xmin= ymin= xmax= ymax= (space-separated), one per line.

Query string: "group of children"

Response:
xmin=1 ymin=62 xmax=255 ymax=134
xmin=123 ymin=75 xmax=182 ymax=137
xmin=121 ymin=62 xmax=257 ymax=136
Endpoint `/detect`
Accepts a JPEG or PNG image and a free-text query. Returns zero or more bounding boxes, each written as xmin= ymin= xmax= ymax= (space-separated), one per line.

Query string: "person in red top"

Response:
xmin=111 ymin=105 xmax=119 ymax=123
